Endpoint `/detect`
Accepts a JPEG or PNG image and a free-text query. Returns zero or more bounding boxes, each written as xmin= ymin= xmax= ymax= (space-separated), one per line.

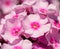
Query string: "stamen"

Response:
xmin=31 ymin=22 xmax=40 ymax=30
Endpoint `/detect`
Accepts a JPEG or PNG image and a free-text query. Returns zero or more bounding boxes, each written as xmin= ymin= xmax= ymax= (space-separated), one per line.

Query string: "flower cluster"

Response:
xmin=0 ymin=0 xmax=60 ymax=49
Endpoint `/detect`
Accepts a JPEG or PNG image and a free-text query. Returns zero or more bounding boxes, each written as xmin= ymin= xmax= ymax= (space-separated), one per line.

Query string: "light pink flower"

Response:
xmin=53 ymin=43 xmax=60 ymax=49
xmin=1 ymin=23 xmax=23 ymax=43
xmin=2 ymin=39 xmax=32 ymax=49
xmin=1 ymin=21 xmax=23 ymax=43
xmin=1 ymin=11 xmax=24 ymax=43
xmin=45 ymin=27 xmax=60 ymax=46
xmin=5 ymin=10 xmax=27 ymax=21
xmin=1 ymin=0 xmax=18 ymax=13
xmin=22 ymin=14 xmax=51 ymax=38
xmin=32 ymin=1 xmax=48 ymax=14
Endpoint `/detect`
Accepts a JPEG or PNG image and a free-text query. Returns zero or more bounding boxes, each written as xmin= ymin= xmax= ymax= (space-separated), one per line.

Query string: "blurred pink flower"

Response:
xmin=32 ymin=1 xmax=48 ymax=14
xmin=53 ymin=43 xmax=60 ymax=49
xmin=2 ymin=39 xmax=32 ymax=49
xmin=1 ymin=0 xmax=18 ymax=13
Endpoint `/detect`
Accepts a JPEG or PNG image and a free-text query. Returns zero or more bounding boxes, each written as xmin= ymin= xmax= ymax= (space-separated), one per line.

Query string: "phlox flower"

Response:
xmin=1 ymin=0 xmax=18 ymax=14
xmin=1 ymin=21 xmax=23 ymax=43
xmin=22 ymin=14 xmax=51 ymax=38
xmin=2 ymin=39 xmax=32 ymax=49
xmin=45 ymin=27 xmax=60 ymax=46
xmin=32 ymin=1 xmax=48 ymax=14
xmin=51 ymin=19 xmax=60 ymax=29
xmin=53 ymin=43 xmax=60 ymax=49
xmin=1 ymin=11 xmax=24 ymax=43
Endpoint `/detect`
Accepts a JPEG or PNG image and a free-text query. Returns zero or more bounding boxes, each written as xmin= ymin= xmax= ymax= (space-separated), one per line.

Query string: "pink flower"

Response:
xmin=2 ymin=39 xmax=32 ymax=49
xmin=22 ymin=14 xmax=51 ymax=38
xmin=51 ymin=20 xmax=60 ymax=29
xmin=32 ymin=1 xmax=48 ymax=14
xmin=1 ymin=0 xmax=18 ymax=13
xmin=1 ymin=11 xmax=24 ymax=43
xmin=1 ymin=26 xmax=23 ymax=43
xmin=53 ymin=43 xmax=60 ymax=49
xmin=1 ymin=23 xmax=23 ymax=43
xmin=45 ymin=27 xmax=60 ymax=46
